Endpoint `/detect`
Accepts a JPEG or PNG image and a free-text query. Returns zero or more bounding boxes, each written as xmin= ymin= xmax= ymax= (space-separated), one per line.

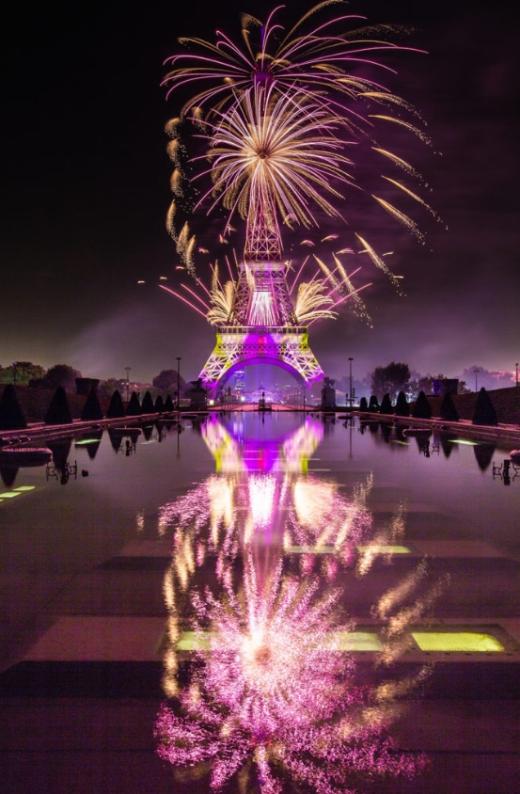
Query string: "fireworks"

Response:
xmin=162 ymin=2 xmax=424 ymax=121
xmin=156 ymin=554 xmax=424 ymax=794
xmin=155 ymin=418 xmax=446 ymax=790
xmin=195 ymin=84 xmax=354 ymax=231
xmin=160 ymin=2 xmax=437 ymax=338
xmin=164 ymin=2 xmax=435 ymax=253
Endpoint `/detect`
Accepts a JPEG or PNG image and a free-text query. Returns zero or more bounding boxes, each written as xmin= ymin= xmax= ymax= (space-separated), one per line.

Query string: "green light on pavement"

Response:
xmin=411 ymin=631 xmax=504 ymax=653
xmin=357 ymin=544 xmax=411 ymax=555
xmin=286 ymin=545 xmax=335 ymax=554
xmin=332 ymin=631 xmax=383 ymax=651
xmin=176 ymin=631 xmax=211 ymax=651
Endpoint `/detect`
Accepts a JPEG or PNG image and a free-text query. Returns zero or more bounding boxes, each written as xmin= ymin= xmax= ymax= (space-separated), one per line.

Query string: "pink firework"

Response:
xmin=163 ymin=2 xmax=425 ymax=124
xmin=155 ymin=555 xmax=425 ymax=793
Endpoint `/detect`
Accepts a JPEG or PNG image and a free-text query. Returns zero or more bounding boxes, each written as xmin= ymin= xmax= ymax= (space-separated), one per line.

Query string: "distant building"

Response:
xmin=432 ymin=378 xmax=459 ymax=397
xmin=75 ymin=377 xmax=100 ymax=395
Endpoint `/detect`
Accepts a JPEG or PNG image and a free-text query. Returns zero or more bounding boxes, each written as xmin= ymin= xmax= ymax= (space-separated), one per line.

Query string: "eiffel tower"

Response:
xmin=199 ymin=194 xmax=324 ymax=397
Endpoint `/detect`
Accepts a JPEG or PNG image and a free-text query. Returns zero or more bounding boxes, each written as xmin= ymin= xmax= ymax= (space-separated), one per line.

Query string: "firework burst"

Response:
xmin=156 ymin=554 xmax=424 ymax=794
xmin=163 ymin=2 xmax=438 ymax=249
xmin=195 ymin=84 xmax=355 ymax=231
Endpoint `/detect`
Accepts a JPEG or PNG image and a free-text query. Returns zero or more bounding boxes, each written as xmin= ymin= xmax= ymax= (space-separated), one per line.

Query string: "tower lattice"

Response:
xmin=199 ymin=189 xmax=324 ymax=396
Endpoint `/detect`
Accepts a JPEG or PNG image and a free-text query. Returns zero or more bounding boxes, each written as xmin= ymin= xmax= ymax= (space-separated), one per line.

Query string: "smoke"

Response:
xmin=65 ymin=294 xmax=213 ymax=382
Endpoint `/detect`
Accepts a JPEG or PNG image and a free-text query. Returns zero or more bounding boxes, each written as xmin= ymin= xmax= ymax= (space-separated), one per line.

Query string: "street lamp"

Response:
xmin=176 ymin=357 xmax=182 ymax=410
xmin=348 ymin=357 xmax=354 ymax=408
xmin=473 ymin=366 xmax=479 ymax=392
xmin=124 ymin=366 xmax=131 ymax=404
xmin=516 ymin=362 xmax=519 ymax=387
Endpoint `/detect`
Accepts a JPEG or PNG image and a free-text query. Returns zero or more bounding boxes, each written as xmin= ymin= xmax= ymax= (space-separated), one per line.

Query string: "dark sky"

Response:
xmin=1 ymin=1 xmax=519 ymax=383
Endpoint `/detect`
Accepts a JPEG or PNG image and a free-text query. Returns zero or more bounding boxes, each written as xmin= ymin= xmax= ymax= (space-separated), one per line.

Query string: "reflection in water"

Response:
xmin=0 ymin=464 xmax=19 ymax=488
xmin=157 ymin=553 xmax=424 ymax=792
xmin=473 ymin=443 xmax=496 ymax=472
xmin=155 ymin=416 xmax=446 ymax=792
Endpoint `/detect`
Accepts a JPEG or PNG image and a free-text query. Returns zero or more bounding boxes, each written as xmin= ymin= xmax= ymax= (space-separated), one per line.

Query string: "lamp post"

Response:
xmin=473 ymin=366 xmax=479 ymax=392
xmin=176 ymin=357 xmax=182 ymax=410
xmin=516 ymin=362 xmax=519 ymax=387
xmin=348 ymin=357 xmax=354 ymax=408
xmin=124 ymin=367 xmax=131 ymax=404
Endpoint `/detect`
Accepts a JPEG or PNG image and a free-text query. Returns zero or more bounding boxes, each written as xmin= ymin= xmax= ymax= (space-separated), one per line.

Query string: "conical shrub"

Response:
xmin=45 ymin=386 xmax=72 ymax=425
xmin=154 ymin=395 xmax=164 ymax=413
xmin=107 ymin=390 xmax=125 ymax=418
xmin=141 ymin=391 xmax=155 ymax=413
xmin=472 ymin=387 xmax=498 ymax=426
xmin=368 ymin=395 xmax=379 ymax=412
xmin=359 ymin=396 xmax=368 ymax=411
xmin=412 ymin=391 xmax=432 ymax=419
xmin=440 ymin=391 xmax=459 ymax=422
xmin=81 ymin=387 xmax=103 ymax=421
xmin=0 ymin=384 xmax=27 ymax=430
xmin=380 ymin=393 xmax=393 ymax=414
xmin=126 ymin=392 xmax=141 ymax=416
xmin=164 ymin=394 xmax=174 ymax=412
xmin=395 ymin=391 xmax=410 ymax=417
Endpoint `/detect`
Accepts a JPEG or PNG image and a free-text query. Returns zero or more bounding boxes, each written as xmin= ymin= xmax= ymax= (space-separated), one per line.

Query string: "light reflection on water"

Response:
xmin=155 ymin=415 xmax=446 ymax=792
xmin=1 ymin=413 xmax=519 ymax=791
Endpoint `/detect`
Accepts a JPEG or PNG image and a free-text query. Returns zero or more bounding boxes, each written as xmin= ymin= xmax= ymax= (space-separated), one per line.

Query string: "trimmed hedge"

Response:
xmin=45 ymin=387 xmax=72 ymax=425
xmin=0 ymin=384 xmax=27 ymax=430
xmin=473 ymin=388 xmax=498 ymax=426
xmin=412 ymin=391 xmax=432 ymax=419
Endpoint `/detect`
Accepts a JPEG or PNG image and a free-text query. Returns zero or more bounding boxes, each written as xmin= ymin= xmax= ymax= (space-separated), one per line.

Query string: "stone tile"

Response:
xmin=24 ymin=617 xmax=165 ymax=662
xmin=48 ymin=571 xmax=165 ymax=616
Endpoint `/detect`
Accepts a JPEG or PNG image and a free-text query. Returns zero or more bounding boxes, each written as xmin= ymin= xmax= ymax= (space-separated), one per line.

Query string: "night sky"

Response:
xmin=2 ymin=1 xmax=519 ymax=383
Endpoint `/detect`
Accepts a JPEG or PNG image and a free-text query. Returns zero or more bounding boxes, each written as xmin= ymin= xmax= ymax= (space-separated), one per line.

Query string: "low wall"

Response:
xmin=427 ymin=387 xmax=520 ymax=425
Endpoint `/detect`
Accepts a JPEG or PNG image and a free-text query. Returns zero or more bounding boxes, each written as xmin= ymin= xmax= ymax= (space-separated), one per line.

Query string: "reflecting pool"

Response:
xmin=1 ymin=414 xmax=519 ymax=793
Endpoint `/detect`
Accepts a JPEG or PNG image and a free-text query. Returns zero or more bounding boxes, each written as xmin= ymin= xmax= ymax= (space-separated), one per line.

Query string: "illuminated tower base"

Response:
xmin=200 ymin=326 xmax=323 ymax=397
xmin=199 ymin=258 xmax=324 ymax=396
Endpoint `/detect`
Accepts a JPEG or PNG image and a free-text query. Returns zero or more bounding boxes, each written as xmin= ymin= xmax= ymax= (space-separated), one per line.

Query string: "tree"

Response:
xmin=98 ymin=378 xmax=125 ymax=401
xmin=42 ymin=364 xmax=82 ymax=392
xmin=368 ymin=395 xmax=379 ymax=412
xmin=440 ymin=392 xmax=459 ymax=422
xmin=412 ymin=391 xmax=432 ymax=419
xmin=164 ymin=394 xmax=174 ymax=412
xmin=0 ymin=362 xmax=46 ymax=385
xmin=0 ymin=385 xmax=27 ymax=430
xmin=45 ymin=386 xmax=72 ymax=424
xmin=395 ymin=391 xmax=410 ymax=417
xmin=152 ymin=369 xmax=186 ymax=393
xmin=380 ymin=393 xmax=393 ymax=414
xmin=415 ymin=373 xmax=447 ymax=396
xmin=358 ymin=396 xmax=368 ymax=411
xmin=472 ymin=388 xmax=498 ymax=426
xmin=81 ymin=387 xmax=103 ymax=421
xmin=371 ymin=362 xmax=410 ymax=400
xmin=126 ymin=392 xmax=141 ymax=416
xmin=106 ymin=390 xmax=125 ymax=418
xmin=154 ymin=395 xmax=164 ymax=412
xmin=141 ymin=391 xmax=155 ymax=413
